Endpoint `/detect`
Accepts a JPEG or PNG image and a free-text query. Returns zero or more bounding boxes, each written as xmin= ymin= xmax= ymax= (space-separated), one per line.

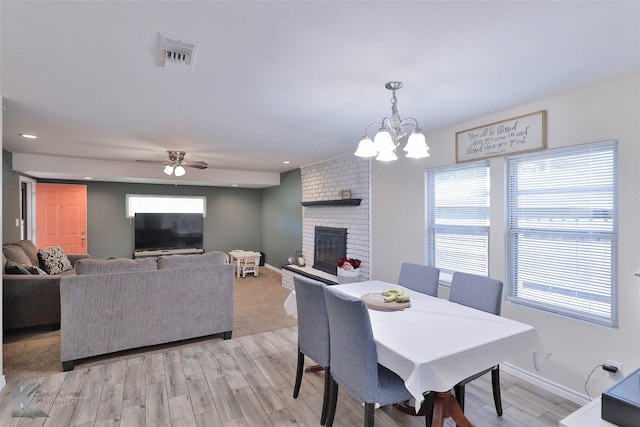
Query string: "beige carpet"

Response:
xmin=2 ymin=267 xmax=297 ymax=385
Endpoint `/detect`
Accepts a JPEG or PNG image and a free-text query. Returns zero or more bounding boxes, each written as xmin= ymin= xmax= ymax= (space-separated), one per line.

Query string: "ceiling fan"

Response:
xmin=137 ymin=151 xmax=208 ymax=176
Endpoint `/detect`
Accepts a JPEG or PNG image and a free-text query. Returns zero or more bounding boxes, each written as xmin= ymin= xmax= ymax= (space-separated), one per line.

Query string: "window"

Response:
xmin=126 ymin=194 xmax=206 ymax=218
xmin=507 ymin=140 xmax=617 ymax=327
xmin=426 ymin=161 xmax=490 ymax=283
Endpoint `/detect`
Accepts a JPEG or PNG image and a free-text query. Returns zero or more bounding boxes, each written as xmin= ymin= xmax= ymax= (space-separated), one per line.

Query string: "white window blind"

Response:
xmin=126 ymin=194 xmax=206 ymax=218
xmin=507 ymin=140 xmax=617 ymax=327
xmin=427 ymin=161 xmax=489 ymax=283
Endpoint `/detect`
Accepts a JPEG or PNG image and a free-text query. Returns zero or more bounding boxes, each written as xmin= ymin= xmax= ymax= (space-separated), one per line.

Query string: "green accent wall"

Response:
xmin=261 ymin=168 xmax=302 ymax=268
xmin=2 ymin=150 xmax=303 ymax=266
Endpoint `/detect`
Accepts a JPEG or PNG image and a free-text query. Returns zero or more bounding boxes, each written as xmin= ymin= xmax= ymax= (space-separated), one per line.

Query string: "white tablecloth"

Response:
xmin=333 ymin=281 xmax=549 ymax=408
xmin=284 ymin=280 xmax=549 ymax=409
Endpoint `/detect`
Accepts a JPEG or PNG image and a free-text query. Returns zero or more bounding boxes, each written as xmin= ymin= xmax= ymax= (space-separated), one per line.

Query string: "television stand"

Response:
xmin=133 ymin=248 xmax=204 ymax=258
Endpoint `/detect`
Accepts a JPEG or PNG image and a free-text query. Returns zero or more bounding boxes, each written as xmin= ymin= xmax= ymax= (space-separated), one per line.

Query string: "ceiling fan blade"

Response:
xmin=135 ymin=159 xmax=169 ymax=164
xmin=186 ymin=161 xmax=208 ymax=169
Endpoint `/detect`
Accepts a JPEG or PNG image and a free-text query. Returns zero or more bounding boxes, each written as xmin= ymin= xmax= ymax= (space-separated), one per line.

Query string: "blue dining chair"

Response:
xmin=398 ymin=263 xmax=440 ymax=296
xmin=292 ymin=275 xmax=331 ymax=425
xmin=449 ymin=271 xmax=504 ymax=418
xmin=323 ymin=286 xmax=435 ymax=427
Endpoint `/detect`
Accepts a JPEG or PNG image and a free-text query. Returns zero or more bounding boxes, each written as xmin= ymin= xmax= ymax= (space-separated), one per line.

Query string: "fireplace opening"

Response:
xmin=314 ymin=226 xmax=347 ymax=275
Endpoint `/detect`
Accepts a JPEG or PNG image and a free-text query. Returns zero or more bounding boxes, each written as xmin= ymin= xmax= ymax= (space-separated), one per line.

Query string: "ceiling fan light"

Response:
xmin=163 ymin=164 xmax=175 ymax=175
xmin=174 ymin=165 xmax=186 ymax=177
xmin=354 ymin=136 xmax=377 ymax=157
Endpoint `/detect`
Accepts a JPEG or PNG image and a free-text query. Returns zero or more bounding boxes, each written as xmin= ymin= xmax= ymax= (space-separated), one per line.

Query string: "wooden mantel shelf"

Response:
xmin=300 ymin=199 xmax=362 ymax=207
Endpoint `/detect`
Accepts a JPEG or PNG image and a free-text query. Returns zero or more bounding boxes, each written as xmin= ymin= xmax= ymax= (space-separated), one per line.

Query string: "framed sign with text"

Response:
xmin=456 ymin=110 xmax=546 ymax=163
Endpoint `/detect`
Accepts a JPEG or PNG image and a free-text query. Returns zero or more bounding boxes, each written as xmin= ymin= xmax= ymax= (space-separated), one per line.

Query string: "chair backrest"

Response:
xmin=243 ymin=255 xmax=259 ymax=268
xmin=324 ymin=286 xmax=379 ymax=403
xmin=293 ymin=276 xmax=330 ymax=367
xmin=398 ymin=263 xmax=440 ymax=296
xmin=449 ymin=272 xmax=503 ymax=315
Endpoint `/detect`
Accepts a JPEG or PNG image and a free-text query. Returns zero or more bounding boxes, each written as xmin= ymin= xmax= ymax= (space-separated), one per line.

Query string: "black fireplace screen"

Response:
xmin=313 ymin=226 xmax=347 ymax=275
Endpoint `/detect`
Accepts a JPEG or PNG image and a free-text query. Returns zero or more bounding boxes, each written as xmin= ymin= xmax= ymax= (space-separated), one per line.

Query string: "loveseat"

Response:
xmin=60 ymin=251 xmax=234 ymax=370
xmin=2 ymin=240 xmax=90 ymax=332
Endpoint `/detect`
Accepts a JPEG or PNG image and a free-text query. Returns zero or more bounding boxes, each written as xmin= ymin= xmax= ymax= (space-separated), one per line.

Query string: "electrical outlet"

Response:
xmin=605 ymin=360 xmax=623 ymax=379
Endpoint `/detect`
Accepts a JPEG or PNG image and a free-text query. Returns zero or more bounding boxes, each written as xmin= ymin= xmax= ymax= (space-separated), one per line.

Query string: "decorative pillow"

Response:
xmin=27 ymin=265 xmax=48 ymax=275
xmin=75 ymin=257 xmax=158 ymax=275
xmin=5 ymin=260 xmax=32 ymax=275
xmin=37 ymin=246 xmax=73 ymax=275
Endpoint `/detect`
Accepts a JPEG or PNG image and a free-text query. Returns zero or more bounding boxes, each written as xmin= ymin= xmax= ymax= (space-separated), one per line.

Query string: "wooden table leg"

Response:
xmin=393 ymin=392 xmax=474 ymax=427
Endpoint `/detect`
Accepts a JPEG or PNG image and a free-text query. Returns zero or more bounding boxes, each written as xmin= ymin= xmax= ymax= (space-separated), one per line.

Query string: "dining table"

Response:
xmin=284 ymin=279 xmax=549 ymax=426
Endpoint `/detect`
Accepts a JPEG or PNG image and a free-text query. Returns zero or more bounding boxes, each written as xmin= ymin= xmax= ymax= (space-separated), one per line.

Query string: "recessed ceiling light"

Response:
xmin=282 ymin=160 xmax=291 ymax=164
xmin=84 ymin=177 xmax=93 ymax=180
xmin=231 ymin=184 xmax=238 ymax=187
xmin=19 ymin=134 xmax=38 ymax=139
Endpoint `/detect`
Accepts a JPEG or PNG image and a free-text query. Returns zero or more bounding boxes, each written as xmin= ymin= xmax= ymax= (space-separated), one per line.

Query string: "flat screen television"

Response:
xmin=134 ymin=213 xmax=203 ymax=251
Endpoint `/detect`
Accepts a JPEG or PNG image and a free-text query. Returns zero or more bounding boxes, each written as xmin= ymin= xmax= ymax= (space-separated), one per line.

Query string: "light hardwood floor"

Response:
xmin=0 ymin=326 xmax=579 ymax=426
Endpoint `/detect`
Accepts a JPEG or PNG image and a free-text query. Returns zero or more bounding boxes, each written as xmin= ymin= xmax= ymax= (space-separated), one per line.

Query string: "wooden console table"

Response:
xmin=133 ymin=248 xmax=204 ymax=258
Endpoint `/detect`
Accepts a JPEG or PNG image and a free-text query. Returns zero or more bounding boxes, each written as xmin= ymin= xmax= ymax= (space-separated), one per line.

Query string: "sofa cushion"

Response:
xmin=3 ymin=244 xmax=33 ymax=267
xmin=157 ymin=251 xmax=225 ymax=269
xmin=38 ymin=246 xmax=74 ymax=275
xmin=14 ymin=240 xmax=40 ymax=266
xmin=75 ymin=257 xmax=158 ymax=275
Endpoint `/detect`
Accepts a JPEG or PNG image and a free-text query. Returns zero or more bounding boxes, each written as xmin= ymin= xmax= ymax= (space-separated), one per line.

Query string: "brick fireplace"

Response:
xmin=282 ymin=155 xmax=370 ymax=291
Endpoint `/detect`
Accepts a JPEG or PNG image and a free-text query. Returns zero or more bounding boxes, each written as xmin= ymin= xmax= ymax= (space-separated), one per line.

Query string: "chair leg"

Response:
xmin=321 ymin=367 xmax=331 ymax=425
xmin=454 ymin=384 xmax=465 ymax=411
xmin=293 ymin=350 xmax=305 ymax=398
xmin=424 ymin=392 xmax=436 ymax=427
xmin=325 ymin=376 xmax=339 ymax=427
xmin=491 ymin=366 xmax=503 ymax=416
xmin=364 ymin=403 xmax=375 ymax=427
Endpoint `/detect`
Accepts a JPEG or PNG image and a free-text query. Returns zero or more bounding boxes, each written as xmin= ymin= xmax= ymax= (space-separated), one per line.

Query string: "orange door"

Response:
xmin=36 ymin=183 xmax=87 ymax=253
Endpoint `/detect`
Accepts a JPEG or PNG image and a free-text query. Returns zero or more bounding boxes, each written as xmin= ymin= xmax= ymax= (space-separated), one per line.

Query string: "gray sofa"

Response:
xmin=2 ymin=240 xmax=90 ymax=332
xmin=60 ymin=251 xmax=234 ymax=371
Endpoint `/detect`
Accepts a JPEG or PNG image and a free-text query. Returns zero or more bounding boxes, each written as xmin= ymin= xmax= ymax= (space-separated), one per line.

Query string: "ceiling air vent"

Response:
xmin=157 ymin=33 xmax=200 ymax=74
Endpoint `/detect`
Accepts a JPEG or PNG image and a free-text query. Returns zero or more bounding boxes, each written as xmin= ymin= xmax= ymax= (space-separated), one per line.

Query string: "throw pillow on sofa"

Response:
xmin=5 ymin=260 xmax=48 ymax=275
xmin=38 ymin=246 xmax=73 ymax=275
xmin=5 ymin=260 xmax=31 ymax=275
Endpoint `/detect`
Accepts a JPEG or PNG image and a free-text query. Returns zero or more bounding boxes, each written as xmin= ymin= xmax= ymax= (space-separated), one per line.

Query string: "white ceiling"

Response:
xmin=2 ymin=1 xmax=640 ymax=188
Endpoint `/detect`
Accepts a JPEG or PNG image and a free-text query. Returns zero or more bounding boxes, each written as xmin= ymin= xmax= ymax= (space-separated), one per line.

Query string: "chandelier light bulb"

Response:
xmin=354 ymin=136 xmax=377 ymax=157
xmin=373 ymin=130 xmax=395 ymax=153
xmin=376 ymin=150 xmax=398 ymax=162
xmin=163 ymin=164 xmax=175 ymax=175
xmin=174 ymin=165 xmax=186 ymax=177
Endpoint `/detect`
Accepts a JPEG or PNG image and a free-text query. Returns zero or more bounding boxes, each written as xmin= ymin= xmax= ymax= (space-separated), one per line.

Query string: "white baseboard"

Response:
xmin=264 ymin=263 xmax=282 ymax=273
xmin=501 ymin=363 xmax=589 ymax=406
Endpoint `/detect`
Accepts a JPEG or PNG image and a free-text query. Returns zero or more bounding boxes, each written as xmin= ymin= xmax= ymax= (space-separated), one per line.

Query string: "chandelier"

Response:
xmin=354 ymin=81 xmax=430 ymax=161
xmin=163 ymin=151 xmax=187 ymax=177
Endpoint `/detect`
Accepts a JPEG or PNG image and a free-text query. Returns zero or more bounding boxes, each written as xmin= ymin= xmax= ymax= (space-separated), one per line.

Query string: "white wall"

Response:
xmin=371 ymin=73 xmax=640 ymax=401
